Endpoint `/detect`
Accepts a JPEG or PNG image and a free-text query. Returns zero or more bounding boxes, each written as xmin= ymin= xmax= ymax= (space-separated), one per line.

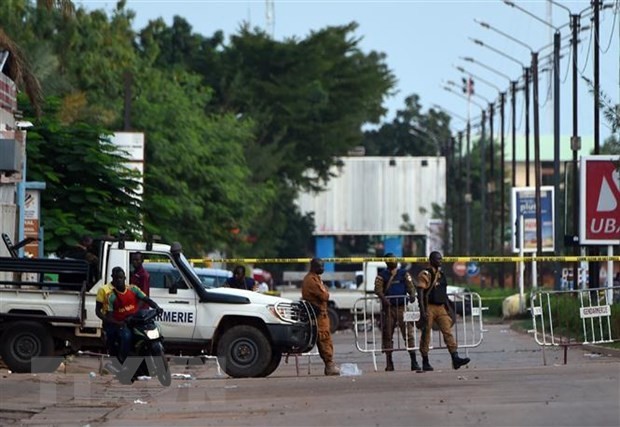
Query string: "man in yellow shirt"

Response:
xmin=95 ymin=279 xmax=115 ymax=354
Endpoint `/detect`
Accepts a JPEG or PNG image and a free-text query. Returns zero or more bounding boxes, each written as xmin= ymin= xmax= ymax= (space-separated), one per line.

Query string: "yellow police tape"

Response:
xmin=189 ymin=255 xmax=620 ymax=265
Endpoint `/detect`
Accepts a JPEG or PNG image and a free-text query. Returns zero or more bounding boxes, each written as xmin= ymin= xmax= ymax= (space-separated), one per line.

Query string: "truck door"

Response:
xmin=149 ymin=265 xmax=197 ymax=340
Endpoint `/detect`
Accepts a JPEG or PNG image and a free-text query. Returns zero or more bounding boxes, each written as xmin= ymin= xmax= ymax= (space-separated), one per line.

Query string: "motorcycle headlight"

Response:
xmin=145 ymin=329 xmax=160 ymax=339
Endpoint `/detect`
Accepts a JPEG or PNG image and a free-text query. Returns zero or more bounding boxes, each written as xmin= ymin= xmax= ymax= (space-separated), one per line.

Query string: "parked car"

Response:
xmin=448 ymin=285 xmax=472 ymax=316
xmin=144 ymin=262 xmax=231 ymax=290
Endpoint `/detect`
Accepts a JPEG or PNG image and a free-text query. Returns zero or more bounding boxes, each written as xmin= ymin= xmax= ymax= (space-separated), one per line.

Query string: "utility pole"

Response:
xmin=571 ymin=13 xmax=581 ymax=290
xmin=532 ymin=51 xmax=543 ymax=258
xmin=499 ymin=92 xmax=506 ymax=288
xmin=488 ymin=103 xmax=495 ymax=254
xmin=457 ymin=130 xmax=464 ymax=255
xmin=480 ymin=108 xmax=487 ymax=256
xmin=591 ymin=0 xmax=601 ymax=289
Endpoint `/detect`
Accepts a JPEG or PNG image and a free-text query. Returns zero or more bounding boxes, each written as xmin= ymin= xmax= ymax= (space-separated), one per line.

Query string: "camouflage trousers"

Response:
xmin=316 ymin=311 xmax=334 ymax=365
xmin=381 ymin=304 xmax=415 ymax=353
xmin=419 ymin=303 xmax=457 ymax=356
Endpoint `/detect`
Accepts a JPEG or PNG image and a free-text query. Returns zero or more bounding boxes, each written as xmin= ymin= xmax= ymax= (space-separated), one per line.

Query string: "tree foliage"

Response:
xmin=363 ymin=95 xmax=452 ymax=156
xmin=6 ymin=1 xmax=441 ymax=260
xmin=140 ymin=19 xmax=396 ymax=191
xmin=24 ymin=96 xmax=141 ymax=252
xmin=130 ymin=66 xmax=268 ymax=255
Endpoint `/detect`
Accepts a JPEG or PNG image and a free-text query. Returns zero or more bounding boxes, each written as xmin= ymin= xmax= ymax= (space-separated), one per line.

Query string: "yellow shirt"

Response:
xmin=95 ymin=283 xmax=114 ymax=315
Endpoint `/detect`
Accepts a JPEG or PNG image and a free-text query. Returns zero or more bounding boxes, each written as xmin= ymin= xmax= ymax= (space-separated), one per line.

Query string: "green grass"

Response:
xmin=600 ymin=341 xmax=620 ymax=349
xmin=454 ymin=284 xmax=620 ymax=343
xmin=466 ymin=286 xmax=517 ymax=319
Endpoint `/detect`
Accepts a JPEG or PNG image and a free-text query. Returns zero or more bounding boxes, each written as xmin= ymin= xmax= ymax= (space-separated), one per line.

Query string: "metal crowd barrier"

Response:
xmin=284 ymin=348 xmax=321 ymax=376
xmin=352 ymin=293 xmax=486 ymax=371
xmin=530 ymin=286 xmax=620 ymax=352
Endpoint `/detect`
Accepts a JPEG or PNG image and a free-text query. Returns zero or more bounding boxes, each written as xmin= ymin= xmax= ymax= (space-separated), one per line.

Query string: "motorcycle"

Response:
xmin=105 ymin=309 xmax=171 ymax=386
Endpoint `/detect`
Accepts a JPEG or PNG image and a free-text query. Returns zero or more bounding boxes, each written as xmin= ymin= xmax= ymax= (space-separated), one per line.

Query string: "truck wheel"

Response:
xmin=327 ymin=307 xmax=339 ymax=333
xmin=261 ymin=351 xmax=282 ymax=377
xmin=217 ymin=325 xmax=272 ymax=378
xmin=0 ymin=322 xmax=59 ymax=373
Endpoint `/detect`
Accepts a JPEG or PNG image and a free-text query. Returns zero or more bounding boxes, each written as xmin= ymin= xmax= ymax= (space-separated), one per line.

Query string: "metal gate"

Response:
xmin=352 ymin=292 xmax=486 ymax=371
xmin=530 ymin=286 xmax=620 ymax=347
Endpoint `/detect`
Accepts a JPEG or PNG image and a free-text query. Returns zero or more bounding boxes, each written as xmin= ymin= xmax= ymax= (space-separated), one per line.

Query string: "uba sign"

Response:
xmin=580 ymin=156 xmax=620 ymax=245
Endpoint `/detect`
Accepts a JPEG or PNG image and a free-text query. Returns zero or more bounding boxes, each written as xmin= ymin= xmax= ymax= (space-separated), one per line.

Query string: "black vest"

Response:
xmin=426 ymin=268 xmax=448 ymax=305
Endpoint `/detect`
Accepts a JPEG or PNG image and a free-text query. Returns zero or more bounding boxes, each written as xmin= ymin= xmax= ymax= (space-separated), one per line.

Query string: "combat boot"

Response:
xmin=385 ymin=353 xmax=394 ymax=372
xmin=409 ymin=352 xmax=421 ymax=371
xmin=422 ymin=355 xmax=434 ymax=371
xmin=451 ymin=352 xmax=470 ymax=370
xmin=324 ymin=362 xmax=340 ymax=376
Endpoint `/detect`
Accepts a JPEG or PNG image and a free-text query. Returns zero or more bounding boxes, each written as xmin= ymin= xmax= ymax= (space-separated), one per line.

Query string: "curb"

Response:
xmin=508 ymin=320 xmax=620 ymax=359
xmin=581 ymin=343 xmax=620 ymax=359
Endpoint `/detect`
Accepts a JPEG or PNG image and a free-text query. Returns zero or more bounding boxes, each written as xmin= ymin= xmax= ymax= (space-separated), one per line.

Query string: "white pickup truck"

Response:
xmin=278 ymin=262 xmax=471 ymax=332
xmin=278 ymin=262 xmax=384 ymax=332
xmin=0 ymin=239 xmax=317 ymax=378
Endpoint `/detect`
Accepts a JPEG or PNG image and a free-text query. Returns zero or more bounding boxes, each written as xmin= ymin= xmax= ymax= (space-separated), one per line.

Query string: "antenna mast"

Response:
xmin=266 ymin=0 xmax=275 ymax=38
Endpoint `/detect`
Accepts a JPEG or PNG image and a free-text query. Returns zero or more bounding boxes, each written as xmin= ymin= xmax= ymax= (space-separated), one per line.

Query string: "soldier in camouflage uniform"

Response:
xmin=417 ymin=251 xmax=470 ymax=371
xmin=374 ymin=253 xmax=420 ymax=372
xmin=302 ymin=258 xmax=340 ymax=376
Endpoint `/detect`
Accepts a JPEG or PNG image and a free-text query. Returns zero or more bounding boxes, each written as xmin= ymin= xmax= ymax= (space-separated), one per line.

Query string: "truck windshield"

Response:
xmin=174 ymin=252 xmax=211 ymax=301
xmin=176 ymin=253 xmax=202 ymax=285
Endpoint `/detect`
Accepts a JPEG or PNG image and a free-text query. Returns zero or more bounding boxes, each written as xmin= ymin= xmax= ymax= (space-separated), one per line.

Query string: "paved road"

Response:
xmin=1 ymin=323 xmax=618 ymax=426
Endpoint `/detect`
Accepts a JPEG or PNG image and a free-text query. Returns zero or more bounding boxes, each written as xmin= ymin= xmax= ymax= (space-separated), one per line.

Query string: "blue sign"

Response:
xmin=511 ymin=186 xmax=555 ymax=253
xmin=467 ymin=262 xmax=479 ymax=277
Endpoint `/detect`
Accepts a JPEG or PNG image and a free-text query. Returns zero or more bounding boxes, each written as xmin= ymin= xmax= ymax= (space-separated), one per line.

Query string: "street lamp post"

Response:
xmin=446 ymin=81 xmax=494 ymax=255
xmin=409 ymin=125 xmax=455 ymax=254
xmin=433 ymin=106 xmax=484 ymax=258
xmin=504 ymin=0 xmax=566 ymax=286
xmin=531 ymin=50 xmax=543 ymax=257
xmin=432 ymin=105 xmax=473 ymax=257
xmin=471 ymin=26 xmax=534 ymax=188
xmin=443 ymin=87 xmax=486 ymax=257
xmin=458 ymin=85 xmax=493 ymax=256
xmin=475 ymin=21 xmax=549 ymax=287
xmin=593 ymin=0 xmax=601 ymax=156
xmin=455 ymin=66 xmax=504 ymax=260
xmin=548 ymin=0 xmax=592 ymax=291
xmin=457 ymin=130 xmax=463 ymax=255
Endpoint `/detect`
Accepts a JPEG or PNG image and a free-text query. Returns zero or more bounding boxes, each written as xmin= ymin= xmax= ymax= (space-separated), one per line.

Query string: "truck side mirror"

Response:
xmin=164 ymin=275 xmax=178 ymax=294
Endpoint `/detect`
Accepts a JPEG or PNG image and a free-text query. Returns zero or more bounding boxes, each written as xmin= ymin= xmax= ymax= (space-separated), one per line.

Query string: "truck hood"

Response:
xmin=208 ymin=287 xmax=294 ymax=305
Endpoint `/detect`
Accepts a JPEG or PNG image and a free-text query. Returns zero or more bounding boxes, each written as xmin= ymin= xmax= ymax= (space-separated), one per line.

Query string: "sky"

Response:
xmin=78 ymin=0 xmax=619 ymax=145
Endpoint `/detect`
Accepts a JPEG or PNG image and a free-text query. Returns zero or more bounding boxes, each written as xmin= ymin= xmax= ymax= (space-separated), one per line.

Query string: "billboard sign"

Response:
xmin=511 ymin=186 xmax=555 ymax=253
xmin=24 ymin=189 xmax=40 ymax=258
xmin=579 ymin=156 xmax=620 ymax=245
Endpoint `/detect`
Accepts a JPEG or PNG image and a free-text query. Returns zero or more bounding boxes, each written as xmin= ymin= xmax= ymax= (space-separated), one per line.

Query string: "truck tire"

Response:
xmin=217 ymin=325 xmax=272 ymax=378
xmin=327 ymin=307 xmax=339 ymax=333
xmin=261 ymin=351 xmax=282 ymax=377
xmin=0 ymin=322 xmax=59 ymax=373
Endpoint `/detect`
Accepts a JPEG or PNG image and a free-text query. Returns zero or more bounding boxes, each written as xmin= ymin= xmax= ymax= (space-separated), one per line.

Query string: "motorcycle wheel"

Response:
xmin=147 ymin=342 xmax=171 ymax=386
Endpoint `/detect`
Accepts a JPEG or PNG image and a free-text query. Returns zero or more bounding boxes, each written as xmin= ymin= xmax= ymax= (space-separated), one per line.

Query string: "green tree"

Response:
xmin=137 ymin=17 xmax=396 ymax=256
xmin=54 ymin=3 xmax=138 ymax=127
xmin=130 ymin=66 xmax=270 ymax=256
xmin=221 ymin=24 xmax=395 ymax=191
xmin=8 ymin=3 xmax=400 ymax=259
xmin=141 ymin=20 xmax=395 ymax=190
xmin=363 ymin=95 xmax=452 ymax=156
xmin=24 ymin=96 xmax=141 ymax=252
